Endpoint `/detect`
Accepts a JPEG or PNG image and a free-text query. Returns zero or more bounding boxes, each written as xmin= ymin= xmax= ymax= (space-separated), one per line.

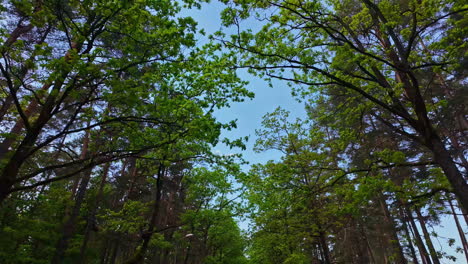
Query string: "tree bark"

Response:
xmin=428 ymin=136 xmax=468 ymax=212
xmin=366 ymin=1 xmax=468 ymax=212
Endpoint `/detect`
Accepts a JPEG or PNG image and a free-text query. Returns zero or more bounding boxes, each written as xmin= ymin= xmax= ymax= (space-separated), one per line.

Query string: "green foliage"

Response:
xmin=0 ymin=0 xmax=465 ymax=263
xmin=100 ymin=200 xmax=150 ymax=234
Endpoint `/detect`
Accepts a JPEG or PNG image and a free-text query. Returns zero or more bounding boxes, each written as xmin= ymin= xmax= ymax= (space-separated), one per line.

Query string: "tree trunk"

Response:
xmin=100 ymin=239 xmax=110 ymax=264
xmin=360 ymin=222 xmax=376 ymax=264
xmin=399 ymin=208 xmax=419 ymax=264
xmin=0 ymin=20 xmax=51 ymax=123
xmin=428 ymin=136 xmax=468 ymax=212
xmin=375 ymin=20 xmax=468 ymax=213
xmin=52 ymin=130 xmax=93 ymax=263
xmin=52 ymin=163 xmax=93 ymax=263
xmin=457 ymin=200 xmax=468 ymax=226
xmin=319 ymin=231 xmax=331 ymax=264
xmin=126 ymin=158 xmax=139 ymax=200
xmin=109 ymin=241 xmax=119 ymax=264
xmin=78 ymin=162 xmax=111 ymax=263
xmin=379 ymin=195 xmax=407 ymax=264
xmin=406 ymin=207 xmax=431 ymax=264
xmin=124 ymin=165 xmax=165 ymax=264
xmin=415 ymin=209 xmax=440 ymax=264
xmin=448 ymin=198 xmax=468 ymax=263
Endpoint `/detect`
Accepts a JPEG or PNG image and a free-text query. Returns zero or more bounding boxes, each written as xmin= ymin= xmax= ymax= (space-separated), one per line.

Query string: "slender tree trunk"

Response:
xmin=184 ymin=243 xmax=191 ymax=264
xmin=78 ymin=162 xmax=111 ymax=263
xmin=0 ymin=0 xmax=44 ymax=49
xmin=448 ymin=198 xmax=468 ymax=263
xmin=0 ymin=21 xmax=52 ymax=123
xmin=319 ymin=231 xmax=331 ymax=264
xmin=109 ymin=241 xmax=119 ymax=264
xmin=360 ymin=223 xmax=376 ymax=264
xmin=52 ymin=164 xmax=93 ymax=263
xmin=100 ymin=240 xmax=110 ymax=264
xmin=379 ymin=195 xmax=407 ymax=264
xmin=126 ymin=158 xmax=138 ymax=200
xmin=415 ymin=209 xmax=440 ymax=264
xmin=71 ymin=128 xmax=91 ymax=197
xmin=406 ymin=207 xmax=431 ymax=264
xmin=0 ymin=12 xmax=35 ymax=120
xmin=399 ymin=208 xmax=419 ymax=264
xmin=457 ymin=201 xmax=468 ymax=226
xmin=52 ymin=130 xmax=93 ymax=263
xmin=124 ymin=165 xmax=165 ymax=264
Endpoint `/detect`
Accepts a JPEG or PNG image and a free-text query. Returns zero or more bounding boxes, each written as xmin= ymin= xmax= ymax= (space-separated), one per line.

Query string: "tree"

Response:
xmin=0 ymin=0 xmax=252 ymax=263
xmin=243 ymin=107 xmax=462 ymax=263
xmin=0 ymin=0 xmax=251 ymax=202
xmin=220 ymin=0 xmax=468 ymax=210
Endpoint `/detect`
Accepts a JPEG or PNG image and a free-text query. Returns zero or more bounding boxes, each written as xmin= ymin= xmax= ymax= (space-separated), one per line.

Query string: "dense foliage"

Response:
xmin=0 ymin=0 xmax=250 ymax=263
xmin=0 ymin=0 xmax=466 ymax=263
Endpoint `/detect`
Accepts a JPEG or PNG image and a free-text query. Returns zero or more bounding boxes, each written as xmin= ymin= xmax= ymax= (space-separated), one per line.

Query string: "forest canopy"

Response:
xmin=0 ymin=0 xmax=466 ymax=263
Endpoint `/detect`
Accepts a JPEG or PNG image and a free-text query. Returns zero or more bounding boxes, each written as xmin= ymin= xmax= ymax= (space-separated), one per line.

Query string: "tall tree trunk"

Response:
xmin=379 ymin=195 xmax=407 ymax=264
xmin=399 ymin=208 xmax=419 ymax=264
xmin=366 ymin=2 xmax=468 ymax=211
xmin=184 ymin=243 xmax=192 ymax=264
xmin=124 ymin=165 xmax=165 ymax=264
xmin=428 ymin=136 xmax=468 ymax=212
xmin=0 ymin=18 xmax=52 ymax=123
xmin=406 ymin=207 xmax=431 ymax=264
xmin=109 ymin=241 xmax=119 ymax=264
xmin=100 ymin=239 xmax=110 ymax=264
xmin=457 ymin=201 xmax=468 ymax=227
xmin=319 ymin=231 xmax=331 ymax=264
xmin=126 ymin=158 xmax=139 ymax=200
xmin=71 ymin=127 xmax=91 ymax=197
xmin=415 ymin=209 xmax=440 ymax=264
xmin=52 ymin=130 xmax=93 ymax=263
xmin=78 ymin=162 xmax=111 ymax=263
xmin=52 ymin=165 xmax=93 ymax=263
xmin=448 ymin=198 xmax=468 ymax=263
xmin=360 ymin=222 xmax=376 ymax=264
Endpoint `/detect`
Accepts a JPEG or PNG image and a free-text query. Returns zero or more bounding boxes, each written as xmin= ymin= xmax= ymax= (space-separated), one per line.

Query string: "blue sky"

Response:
xmin=180 ymin=1 xmax=306 ymax=164
xmin=181 ymin=2 xmax=467 ymax=263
